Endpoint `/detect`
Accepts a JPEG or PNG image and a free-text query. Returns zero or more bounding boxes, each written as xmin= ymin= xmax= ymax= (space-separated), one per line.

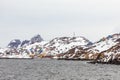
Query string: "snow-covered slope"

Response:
xmin=54 ymin=33 xmax=120 ymax=60
xmin=88 ymin=33 xmax=120 ymax=53
xmin=0 ymin=48 xmax=9 ymax=54
xmin=94 ymin=39 xmax=120 ymax=63
xmin=53 ymin=46 xmax=86 ymax=59
xmin=44 ymin=36 xmax=92 ymax=56
xmin=21 ymin=41 xmax=48 ymax=54
xmin=0 ymin=41 xmax=48 ymax=58
xmin=0 ymin=34 xmax=45 ymax=58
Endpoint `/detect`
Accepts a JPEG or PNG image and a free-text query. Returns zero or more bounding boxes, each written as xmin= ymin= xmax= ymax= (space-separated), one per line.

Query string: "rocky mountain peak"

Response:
xmin=30 ymin=34 xmax=43 ymax=44
xmin=7 ymin=39 xmax=21 ymax=48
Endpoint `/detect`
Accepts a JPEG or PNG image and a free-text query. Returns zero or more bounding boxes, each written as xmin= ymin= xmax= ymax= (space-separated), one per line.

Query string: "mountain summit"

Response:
xmin=7 ymin=34 xmax=44 ymax=48
xmin=7 ymin=39 xmax=21 ymax=48
xmin=30 ymin=34 xmax=43 ymax=44
xmin=44 ymin=36 xmax=92 ymax=56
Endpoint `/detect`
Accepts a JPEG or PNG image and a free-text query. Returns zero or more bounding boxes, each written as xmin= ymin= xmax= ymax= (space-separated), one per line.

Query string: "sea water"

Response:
xmin=0 ymin=59 xmax=119 ymax=80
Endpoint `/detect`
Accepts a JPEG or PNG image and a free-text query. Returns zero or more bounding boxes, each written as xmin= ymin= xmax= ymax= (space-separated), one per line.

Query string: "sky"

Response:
xmin=0 ymin=0 xmax=120 ymax=47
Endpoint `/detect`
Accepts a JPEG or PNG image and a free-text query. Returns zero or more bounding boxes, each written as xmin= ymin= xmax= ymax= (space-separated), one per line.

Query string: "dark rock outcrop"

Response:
xmin=7 ymin=39 xmax=21 ymax=48
xmin=21 ymin=40 xmax=30 ymax=47
xmin=30 ymin=34 xmax=43 ymax=44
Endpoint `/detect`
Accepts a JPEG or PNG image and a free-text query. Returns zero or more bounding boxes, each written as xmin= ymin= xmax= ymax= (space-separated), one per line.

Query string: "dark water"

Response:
xmin=0 ymin=59 xmax=120 ymax=80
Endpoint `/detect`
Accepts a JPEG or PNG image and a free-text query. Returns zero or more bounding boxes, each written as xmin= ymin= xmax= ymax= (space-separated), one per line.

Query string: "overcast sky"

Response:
xmin=0 ymin=0 xmax=120 ymax=47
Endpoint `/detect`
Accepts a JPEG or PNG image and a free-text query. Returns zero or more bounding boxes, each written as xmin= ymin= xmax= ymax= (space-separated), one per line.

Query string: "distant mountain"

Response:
xmin=43 ymin=36 xmax=92 ymax=56
xmin=30 ymin=34 xmax=43 ymax=44
xmin=7 ymin=39 xmax=21 ymax=48
xmin=7 ymin=34 xmax=44 ymax=48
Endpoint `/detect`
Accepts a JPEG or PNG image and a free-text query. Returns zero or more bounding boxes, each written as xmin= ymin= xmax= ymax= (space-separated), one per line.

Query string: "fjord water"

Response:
xmin=0 ymin=59 xmax=119 ymax=80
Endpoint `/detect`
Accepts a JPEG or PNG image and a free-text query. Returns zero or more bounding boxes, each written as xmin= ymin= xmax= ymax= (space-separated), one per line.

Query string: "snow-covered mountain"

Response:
xmin=89 ymin=33 xmax=120 ymax=53
xmin=54 ymin=33 xmax=120 ymax=60
xmin=43 ymin=36 xmax=92 ymax=56
xmin=0 ymin=34 xmax=45 ymax=58
xmin=1 ymin=33 xmax=120 ymax=63
xmin=93 ymin=38 xmax=120 ymax=63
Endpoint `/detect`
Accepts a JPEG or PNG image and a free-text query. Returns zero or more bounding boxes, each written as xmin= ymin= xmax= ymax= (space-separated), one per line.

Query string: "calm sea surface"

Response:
xmin=0 ymin=59 xmax=120 ymax=80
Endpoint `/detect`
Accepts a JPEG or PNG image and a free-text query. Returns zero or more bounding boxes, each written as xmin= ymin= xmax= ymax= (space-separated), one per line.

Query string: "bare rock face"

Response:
xmin=20 ymin=34 xmax=44 ymax=47
xmin=30 ymin=34 xmax=43 ymax=44
xmin=21 ymin=40 xmax=30 ymax=47
xmin=7 ymin=34 xmax=44 ymax=48
xmin=7 ymin=39 xmax=21 ymax=48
